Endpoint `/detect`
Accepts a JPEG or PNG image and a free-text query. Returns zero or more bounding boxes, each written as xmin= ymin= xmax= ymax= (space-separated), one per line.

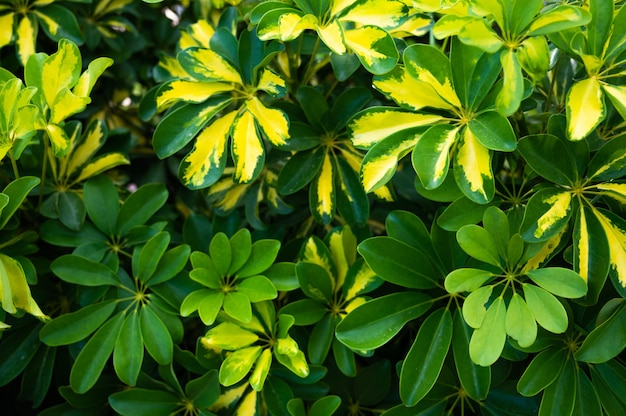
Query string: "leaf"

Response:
xmin=113 ymin=309 xmax=143 ymax=386
xmin=452 ymin=310 xmax=491 ymax=401
xmin=517 ymin=347 xmax=568 ymax=396
xmin=310 ymin=152 xmax=335 ymax=224
xmin=70 ymin=311 xmax=124 ymax=394
xmin=137 ymin=232 xmax=170 ymax=284
xmin=224 ymin=291 xmax=252 ymax=322
xmin=296 ymin=262 xmax=333 ymax=303
xmin=0 ymin=176 xmax=39 ymax=229
xmin=40 ymin=300 xmax=117 ymax=346
xmin=109 ymin=388 xmax=181 ymax=416
xmin=336 ymin=291 xmax=433 ymax=350
xmin=277 ymin=147 xmax=324 ymax=195
xmin=527 ymin=5 xmax=592 ymax=36
xmin=538 ymin=358 xmax=576 ymax=416
xmin=335 ymin=156 xmax=369 ymax=226
xmin=186 ymin=369 xmax=220 ymax=408
xmin=575 ymin=302 xmax=626 ymax=363
xmin=457 ymin=225 xmax=503 ymax=268
xmin=343 ymin=25 xmax=399 ymax=75
xmin=149 ymin=244 xmax=191 ymax=286
xmin=250 ymin=348 xmax=273 ymax=391
xmin=83 ymin=176 xmax=119 ymax=236
xmin=308 ymin=314 xmax=334 ymax=365
xmin=232 ymin=110 xmax=265 ymax=183
xmin=399 ymin=308 xmax=453 ymax=406
xmin=468 ymin=110 xmax=517 ymax=151
xmin=236 ymin=239 xmax=280 ymax=277
xmin=247 ymin=96 xmax=289 ymax=147
xmin=517 ymin=134 xmax=576 ymax=185
xmin=566 ymin=78 xmax=605 ymax=142
xmin=209 ymin=232 xmax=232 ymax=277
xmin=469 ymin=296 xmax=507 ymax=366
xmin=573 ymin=368 xmax=603 ymax=416
xmin=203 ymin=322 xmax=259 ymax=350
xmin=453 ymin=127 xmax=494 ymax=204
xmin=574 ymin=205 xmax=609 ymax=305
xmin=140 ymin=305 xmax=173 ymax=365
xmin=593 ymin=208 xmax=626 ymax=287
xmin=522 ymin=284 xmax=568 ymax=334
xmin=237 ymin=276 xmax=278 ymax=302
xmin=445 ymin=268 xmax=494 ymax=293
xmin=495 ymin=49 xmax=523 ymax=116
xmin=0 ymin=322 xmax=42 ymax=387
xmin=358 ymin=236 xmax=439 ymax=289
xmin=505 ymin=292 xmax=537 ymax=348
xmin=587 ymin=133 xmax=626 ymax=181
xmin=51 ymin=255 xmax=119 ymax=286
xmin=520 ymin=188 xmax=573 ymax=242
xmin=219 ymin=346 xmax=263 ymax=387
xmin=41 ymin=39 xmax=81 ymax=109
xmin=115 ymin=183 xmax=168 ymax=236
xmin=525 ymin=267 xmax=587 ymax=299
xmin=462 ymin=285 xmax=493 ymax=329
xmin=412 ymin=124 xmax=458 ymax=190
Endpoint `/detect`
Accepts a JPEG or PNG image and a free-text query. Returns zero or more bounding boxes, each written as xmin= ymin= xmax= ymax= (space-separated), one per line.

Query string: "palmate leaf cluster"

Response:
xmin=1 ymin=0 xmax=626 ymax=415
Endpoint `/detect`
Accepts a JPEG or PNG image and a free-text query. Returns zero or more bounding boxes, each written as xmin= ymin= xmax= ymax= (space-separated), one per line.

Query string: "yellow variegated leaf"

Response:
xmin=406 ymin=60 xmax=460 ymax=108
xmin=74 ymin=153 xmax=130 ymax=184
xmin=211 ymin=180 xmax=250 ymax=213
xmin=361 ymin=131 xmax=419 ymax=192
xmin=0 ymin=144 xmax=11 ymax=161
xmin=327 ymin=227 xmax=356 ymax=289
xmin=158 ymin=55 xmax=189 ymax=79
xmin=390 ymin=14 xmax=431 ymax=37
xmin=50 ymin=88 xmax=91 ymax=124
xmin=594 ymin=183 xmax=626 ymax=205
xmin=566 ymin=78 xmax=605 ymax=142
xmin=65 ymin=120 xmax=106 ymax=177
xmin=0 ymin=13 xmax=14 ymax=48
xmin=454 ymin=127 xmax=493 ymax=203
xmin=581 ymin=54 xmax=603 ymax=76
xmin=220 ymin=346 xmax=263 ymax=386
xmin=350 ymin=108 xmax=441 ymax=148
xmin=317 ymin=20 xmax=347 ymax=55
xmin=232 ymin=111 xmax=265 ymax=183
xmin=496 ymin=49 xmax=523 ymax=116
xmin=16 ymin=14 xmax=36 ymax=65
xmin=534 ymin=191 xmax=572 ymax=239
xmin=156 ymin=80 xmax=233 ymax=111
xmin=249 ymin=349 xmax=272 ymax=391
xmin=301 ymin=236 xmax=334 ymax=272
xmin=432 ymin=14 xmax=473 ymax=39
xmin=331 ymin=0 xmax=355 ymax=16
xmin=343 ymin=25 xmax=395 ymax=72
xmin=601 ymin=83 xmax=626 ymax=121
xmin=94 ymin=0 xmax=134 ymax=16
xmin=72 ymin=57 xmax=114 ymax=98
xmin=0 ymin=253 xmax=48 ymax=320
xmin=183 ymin=48 xmax=243 ymax=84
xmin=204 ymin=322 xmax=259 ymax=349
xmin=339 ymin=0 xmax=408 ymax=28
xmin=373 ymin=185 xmax=394 ymax=201
xmin=313 ymin=152 xmax=335 ymax=223
xmin=345 ymin=264 xmax=378 ymax=300
xmin=234 ymin=389 xmax=258 ymax=416
xmin=42 ymin=39 xmax=82 ymax=109
xmin=470 ymin=0 xmax=504 ymax=27
xmin=594 ymin=209 xmax=626 ymax=286
xmin=246 ymin=96 xmax=289 ymax=146
xmin=182 ymin=19 xmax=215 ymax=49
xmin=181 ymin=111 xmax=236 ymax=188
xmin=276 ymin=13 xmax=317 ymax=41
xmin=458 ymin=19 xmax=503 ymax=54
xmin=374 ymin=66 xmax=454 ymax=110
xmin=209 ymin=384 xmax=248 ymax=413
xmin=527 ymin=5 xmax=591 ymax=36
xmin=256 ymin=68 xmax=286 ymax=96
xmin=0 ymin=320 xmax=9 ymax=330
xmin=46 ymin=123 xmax=70 ymax=157
xmin=33 ymin=10 xmax=60 ymax=36
xmin=344 ymin=296 xmax=367 ymax=315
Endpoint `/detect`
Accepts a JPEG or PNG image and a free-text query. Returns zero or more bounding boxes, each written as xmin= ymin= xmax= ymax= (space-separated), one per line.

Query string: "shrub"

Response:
xmin=1 ymin=0 xmax=626 ymax=415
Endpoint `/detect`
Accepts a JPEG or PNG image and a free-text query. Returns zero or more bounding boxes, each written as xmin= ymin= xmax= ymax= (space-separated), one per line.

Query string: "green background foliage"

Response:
xmin=0 ymin=0 xmax=625 ymax=415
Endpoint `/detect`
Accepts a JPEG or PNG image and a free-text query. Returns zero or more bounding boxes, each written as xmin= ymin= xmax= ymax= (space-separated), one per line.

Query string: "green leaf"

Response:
xmin=113 ymin=310 xmax=143 ymax=386
xmin=525 ymin=267 xmax=587 ymax=299
xmin=237 ymin=276 xmax=278 ymax=302
xmin=236 ymin=239 xmax=281 ymax=277
xmin=468 ymin=110 xmax=517 ymax=151
xmin=109 ymin=388 xmax=180 ymax=416
xmin=574 ymin=205 xmax=609 ymax=305
xmin=277 ymin=147 xmax=324 ymax=195
xmin=573 ymin=368 xmax=603 ymax=416
xmin=137 ymin=232 xmax=170 ymax=284
xmin=70 ymin=311 xmax=124 ymax=394
xmin=308 ymin=396 xmax=341 ymax=416
xmin=463 ymin=285 xmax=493 ymax=329
xmin=452 ymin=310 xmax=491 ymax=401
xmin=0 ymin=176 xmax=39 ymax=229
xmin=219 ymin=346 xmax=263 ymax=386
xmin=385 ymin=210 xmax=438 ymax=260
xmin=587 ymin=133 xmax=626 ymax=181
xmin=115 ymin=183 xmax=168 ymax=236
xmin=35 ymin=5 xmax=84 ymax=44
xmin=51 ymin=255 xmax=119 ymax=286
xmin=335 ymin=156 xmax=369 ymax=226
xmin=308 ymin=314 xmax=334 ymax=365
xmin=209 ymin=232 xmax=232 ymax=277
xmin=186 ymin=369 xmax=220 ymax=408
xmin=224 ymin=291 xmax=252 ymax=322
xmin=437 ymin=196 xmax=495 ymax=231
xmin=140 ymin=305 xmax=173 ymax=365
xmin=495 ymin=49 xmax=524 ymax=116
xmin=203 ymin=322 xmax=259 ymax=350
xmin=336 ymin=291 xmax=433 ymax=350
xmin=400 ymin=308 xmax=453 ymax=406
xmin=457 ymin=225 xmax=503 ymax=268
xmin=575 ymin=302 xmax=626 ymax=363
xmin=505 ymin=292 xmax=537 ymax=348
xmin=40 ymin=300 xmax=117 ymax=346
xmin=296 ymin=262 xmax=333 ymax=303
xmin=57 ymin=191 xmax=85 ymax=231
xmin=358 ymin=237 xmax=439 ymax=289
xmin=412 ymin=124 xmax=458 ymax=190
xmin=517 ymin=134 xmax=577 ymax=185
xmin=280 ymin=299 xmax=327 ymax=326
xmin=445 ymin=268 xmax=494 ymax=293
xmin=149 ymin=244 xmax=191 ymax=286
xmin=522 ymin=284 xmax=568 ymax=333
xmin=538 ymin=358 xmax=576 ymax=416
xmin=296 ymin=87 xmax=329 ymax=130
xmin=83 ymin=176 xmax=119 ymax=236
xmin=469 ymin=296 xmax=507 ymax=366
xmin=517 ymin=347 xmax=568 ymax=396
xmin=527 ymin=5 xmax=591 ymax=36
xmin=0 ymin=322 xmax=41 ymax=387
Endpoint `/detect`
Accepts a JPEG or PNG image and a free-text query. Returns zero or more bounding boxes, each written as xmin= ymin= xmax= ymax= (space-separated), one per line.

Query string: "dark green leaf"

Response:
xmin=517 ymin=347 xmax=568 ymax=396
xmin=538 ymin=358 xmax=576 ymax=416
xmin=277 ymin=147 xmax=324 ymax=195
xmin=83 ymin=176 xmax=119 ymax=236
xmin=51 ymin=255 xmax=119 ymax=286
xmin=296 ymin=262 xmax=333 ymax=303
xmin=517 ymin=134 xmax=577 ymax=185
xmin=140 ymin=304 xmax=173 ymax=365
xmin=40 ymin=300 xmax=117 ymax=346
xmin=236 ymin=239 xmax=281 ymax=277
xmin=186 ymin=369 xmax=220 ymax=408
xmin=0 ymin=176 xmax=39 ymax=229
xmin=109 ymin=388 xmax=180 ymax=416
xmin=115 ymin=183 xmax=168 ymax=236
xmin=308 ymin=314 xmax=334 ymax=364
xmin=576 ymin=302 xmax=626 ymax=363
xmin=0 ymin=322 xmax=41 ymax=387
xmin=469 ymin=111 xmax=517 ymax=151
xmin=453 ymin=310 xmax=491 ymax=401
xmin=113 ymin=310 xmax=143 ymax=386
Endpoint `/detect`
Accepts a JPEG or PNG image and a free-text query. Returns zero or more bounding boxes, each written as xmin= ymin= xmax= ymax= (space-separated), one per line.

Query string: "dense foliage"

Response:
xmin=1 ymin=0 xmax=626 ymax=415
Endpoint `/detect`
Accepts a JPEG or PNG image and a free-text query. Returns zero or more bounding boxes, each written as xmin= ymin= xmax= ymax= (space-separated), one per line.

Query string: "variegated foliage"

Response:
xmin=151 ymin=25 xmax=290 ymax=189
xmin=280 ymin=226 xmax=382 ymax=376
xmin=252 ymin=0 xmax=409 ymax=75
xmin=350 ymin=38 xmax=516 ymax=204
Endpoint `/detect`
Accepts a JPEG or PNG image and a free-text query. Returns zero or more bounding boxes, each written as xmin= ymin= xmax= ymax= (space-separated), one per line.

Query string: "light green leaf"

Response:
xmin=505 ymin=293 xmax=537 ymax=348
xmin=219 ymin=346 xmax=263 ymax=387
xmin=445 ymin=268 xmax=494 ymax=293
xmin=203 ymin=322 xmax=259 ymax=350
xmin=566 ymin=78 xmax=605 ymax=142
xmin=469 ymin=296 xmax=506 ymax=366
xmin=522 ymin=283 xmax=568 ymax=333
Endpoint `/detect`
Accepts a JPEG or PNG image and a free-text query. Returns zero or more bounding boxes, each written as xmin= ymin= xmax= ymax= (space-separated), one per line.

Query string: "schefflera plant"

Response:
xmin=280 ymin=225 xmax=383 ymax=376
xmin=180 ymin=229 xmax=282 ymax=325
xmin=445 ymin=206 xmax=587 ymax=366
xmin=201 ymin=301 xmax=310 ymax=391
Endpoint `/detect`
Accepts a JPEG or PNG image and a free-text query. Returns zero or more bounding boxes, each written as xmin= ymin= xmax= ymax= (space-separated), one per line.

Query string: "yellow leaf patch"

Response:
xmin=374 ymin=66 xmax=454 ymax=111
xmin=566 ymin=78 xmax=605 ymax=141
xmin=317 ymin=20 xmax=346 ymax=55
xmin=184 ymin=48 xmax=243 ymax=84
xmin=455 ymin=128 xmax=492 ymax=201
xmin=0 ymin=13 xmax=14 ymax=48
xmin=595 ymin=183 xmax=626 ymax=205
xmin=42 ymin=39 xmax=81 ymax=109
xmin=16 ymin=15 xmax=36 ymax=65
xmin=232 ymin=111 xmax=264 ymax=183
xmin=350 ymin=109 xmax=441 ymax=148
xmin=156 ymin=80 xmax=233 ymax=111
xmin=246 ymin=96 xmax=289 ymax=146
xmin=534 ymin=191 xmax=572 ymax=239
xmin=576 ymin=206 xmax=590 ymax=281
xmin=74 ymin=153 xmax=130 ymax=184
xmin=343 ymin=26 xmax=389 ymax=67
xmin=315 ymin=153 xmax=335 ymax=221
xmin=595 ymin=210 xmax=626 ymax=286
xmin=339 ymin=0 xmax=407 ymax=28
xmin=66 ymin=121 xmax=106 ymax=177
